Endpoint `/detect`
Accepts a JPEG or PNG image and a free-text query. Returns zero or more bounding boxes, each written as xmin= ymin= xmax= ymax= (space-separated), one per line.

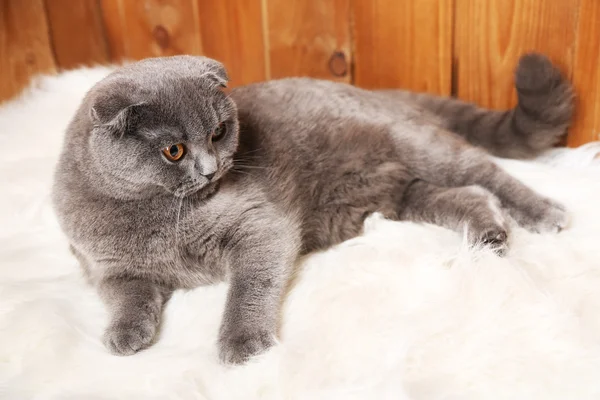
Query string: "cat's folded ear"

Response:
xmin=90 ymin=92 xmax=145 ymax=137
xmin=193 ymin=56 xmax=229 ymax=88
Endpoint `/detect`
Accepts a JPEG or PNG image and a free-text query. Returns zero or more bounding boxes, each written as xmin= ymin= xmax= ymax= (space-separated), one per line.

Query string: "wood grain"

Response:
xmin=98 ymin=0 xmax=126 ymax=60
xmin=266 ymin=0 xmax=352 ymax=82
xmin=100 ymin=0 xmax=202 ymax=61
xmin=454 ymin=0 xmax=579 ymax=110
xmin=45 ymin=0 xmax=109 ymax=69
xmin=352 ymin=0 xmax=453 ymax=94
xmin=0 ymin=0 xmax=56 ymax=102
xmin=196 ymin=0 xmax=266 ymax=87
xmin=568 ymin=0 xmax=600 ymax=146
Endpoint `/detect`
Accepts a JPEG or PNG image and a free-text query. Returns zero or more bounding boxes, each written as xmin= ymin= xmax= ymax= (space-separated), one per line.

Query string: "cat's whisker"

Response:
xmin=236 ymin=148 xmax=263 ymax=155
xmin=231 ymin=168 xmax=254 ymax=174
xmin=174 ymin=197 xmax=184 ymax=246
xmin=187 ymin=196 xmax=197 ymax=236
xmin=234 ymin=155 xmax=264 ymax=162
xmin=168 ymin=195 xmax=179 ymax=221
xmin=223 ymin=91 xmax=236 ymax=101
xmin=231 ymin=169 xmax=258 ymax=178
xmin=233 ymin=160 xmax=268 ymax=166
xmin=233 ymin=164 xmax=269 ymax=170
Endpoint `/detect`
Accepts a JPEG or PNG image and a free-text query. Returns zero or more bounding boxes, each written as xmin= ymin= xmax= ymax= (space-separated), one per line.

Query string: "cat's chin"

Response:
xmin=173 ymin=180 xmax=220 ymax=201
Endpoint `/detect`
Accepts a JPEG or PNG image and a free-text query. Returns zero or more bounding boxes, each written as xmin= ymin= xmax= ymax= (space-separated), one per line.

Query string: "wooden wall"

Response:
xmin=1 ymin=0 xmax=599 ymax=146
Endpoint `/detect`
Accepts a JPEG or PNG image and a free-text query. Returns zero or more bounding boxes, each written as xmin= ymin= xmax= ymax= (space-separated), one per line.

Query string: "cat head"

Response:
xmin=85 ymin=56 xmax=238 ymax=200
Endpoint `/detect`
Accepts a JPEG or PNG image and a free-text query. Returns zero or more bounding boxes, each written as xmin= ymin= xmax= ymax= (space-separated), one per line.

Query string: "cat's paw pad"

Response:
xmin=103 ymin=318 xmax=157 ymax=356
xmin=219 ymin=329 xmax=275 ymax=365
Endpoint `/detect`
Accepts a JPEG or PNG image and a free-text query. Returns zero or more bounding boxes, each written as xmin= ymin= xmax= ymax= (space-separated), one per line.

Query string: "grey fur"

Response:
xmin=52 ymin=53 xmax=573 ymax=364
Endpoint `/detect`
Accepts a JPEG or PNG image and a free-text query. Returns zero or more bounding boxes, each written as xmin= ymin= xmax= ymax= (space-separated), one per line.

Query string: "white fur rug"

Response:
xmin=2 ymin=68 xmax=600 ymax=400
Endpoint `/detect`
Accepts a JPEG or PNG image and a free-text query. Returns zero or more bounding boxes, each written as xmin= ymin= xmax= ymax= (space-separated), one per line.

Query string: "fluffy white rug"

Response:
xmin=1 ymin=68 xmax=600 ymax=400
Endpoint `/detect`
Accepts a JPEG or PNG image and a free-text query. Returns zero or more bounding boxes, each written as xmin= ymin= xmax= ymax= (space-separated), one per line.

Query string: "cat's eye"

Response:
xmin=162 ymin=143 xmax=185 ymax=162
xmin=212 ymin=123 xmax=226 ymax=142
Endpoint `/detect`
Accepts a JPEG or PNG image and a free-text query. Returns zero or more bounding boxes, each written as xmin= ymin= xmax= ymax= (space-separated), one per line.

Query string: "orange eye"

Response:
xmin=162 ymin=143 xmax=185 ymax=162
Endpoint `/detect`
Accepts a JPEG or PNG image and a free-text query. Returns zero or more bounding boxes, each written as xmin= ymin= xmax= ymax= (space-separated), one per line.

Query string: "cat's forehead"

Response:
xmin=140 ymin=98 xmax=219 ymax=136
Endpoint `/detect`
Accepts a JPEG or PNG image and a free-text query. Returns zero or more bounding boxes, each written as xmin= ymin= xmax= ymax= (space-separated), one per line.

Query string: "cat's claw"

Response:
xmin=481 ymin=228 xmax=509 ymax=256
xmin=219 ymin=329 xmax=275 ymax=365
xmin=469 ymin=224 xmax=509 ymax=256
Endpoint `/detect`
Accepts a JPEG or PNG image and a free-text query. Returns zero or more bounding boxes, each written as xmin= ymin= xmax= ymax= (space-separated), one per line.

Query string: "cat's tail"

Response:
xmin=386 ymin=53 xmax=574 ymax=159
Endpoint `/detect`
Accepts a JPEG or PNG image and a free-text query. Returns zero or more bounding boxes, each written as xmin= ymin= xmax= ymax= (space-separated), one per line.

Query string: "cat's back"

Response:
xmin=230 ymin=78 xmax=431 ymax=147
xmin=232 ymin=78 xmax=391 ymax=123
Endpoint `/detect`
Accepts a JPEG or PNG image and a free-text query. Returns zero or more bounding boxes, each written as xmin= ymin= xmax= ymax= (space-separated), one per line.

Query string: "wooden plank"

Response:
xmin=568 ymin=0 xmax=600 ymax=147
xmin=98 ymin=0 xmax=127 ymax=60
xmin=454 ymin=0 xmax=579 ymax=110
xmin=0 ymin=0 xmax=56 ymax=103
xmin=45 ymin=0 xmax=109 ymax=69
xmin=100 ymin=0 xmax=202 ymax=61
xmin=266 ymin=0 xmax=352 ymax=82
xmin=352 ymin=0 xmax=453 ymax=94
xmin=196 ymin=0 xmax=266 ymax=87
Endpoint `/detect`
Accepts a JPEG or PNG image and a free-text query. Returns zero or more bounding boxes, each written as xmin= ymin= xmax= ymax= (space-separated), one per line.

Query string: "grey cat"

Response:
xmin=52 ymin=53 xmax=573 ymax=364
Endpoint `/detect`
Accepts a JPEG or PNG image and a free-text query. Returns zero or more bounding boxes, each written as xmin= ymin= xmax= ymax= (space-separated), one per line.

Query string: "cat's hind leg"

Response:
xmin=399 ymin=180 xmax=510 ymax=254
xmin=389 ymin=123 xmax=568 ymax=234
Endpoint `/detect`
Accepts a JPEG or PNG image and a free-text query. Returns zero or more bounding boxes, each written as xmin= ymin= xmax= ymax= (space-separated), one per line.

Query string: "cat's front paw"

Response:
xmin=103 ymin=317 xmax=158 ymax=356
xmin=218 ymin=328 xmax=275 ymax=365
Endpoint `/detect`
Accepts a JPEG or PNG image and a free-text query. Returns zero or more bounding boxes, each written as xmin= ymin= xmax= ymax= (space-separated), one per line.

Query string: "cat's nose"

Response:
xmin=203 ymin=172 xmax=216 ymax=181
